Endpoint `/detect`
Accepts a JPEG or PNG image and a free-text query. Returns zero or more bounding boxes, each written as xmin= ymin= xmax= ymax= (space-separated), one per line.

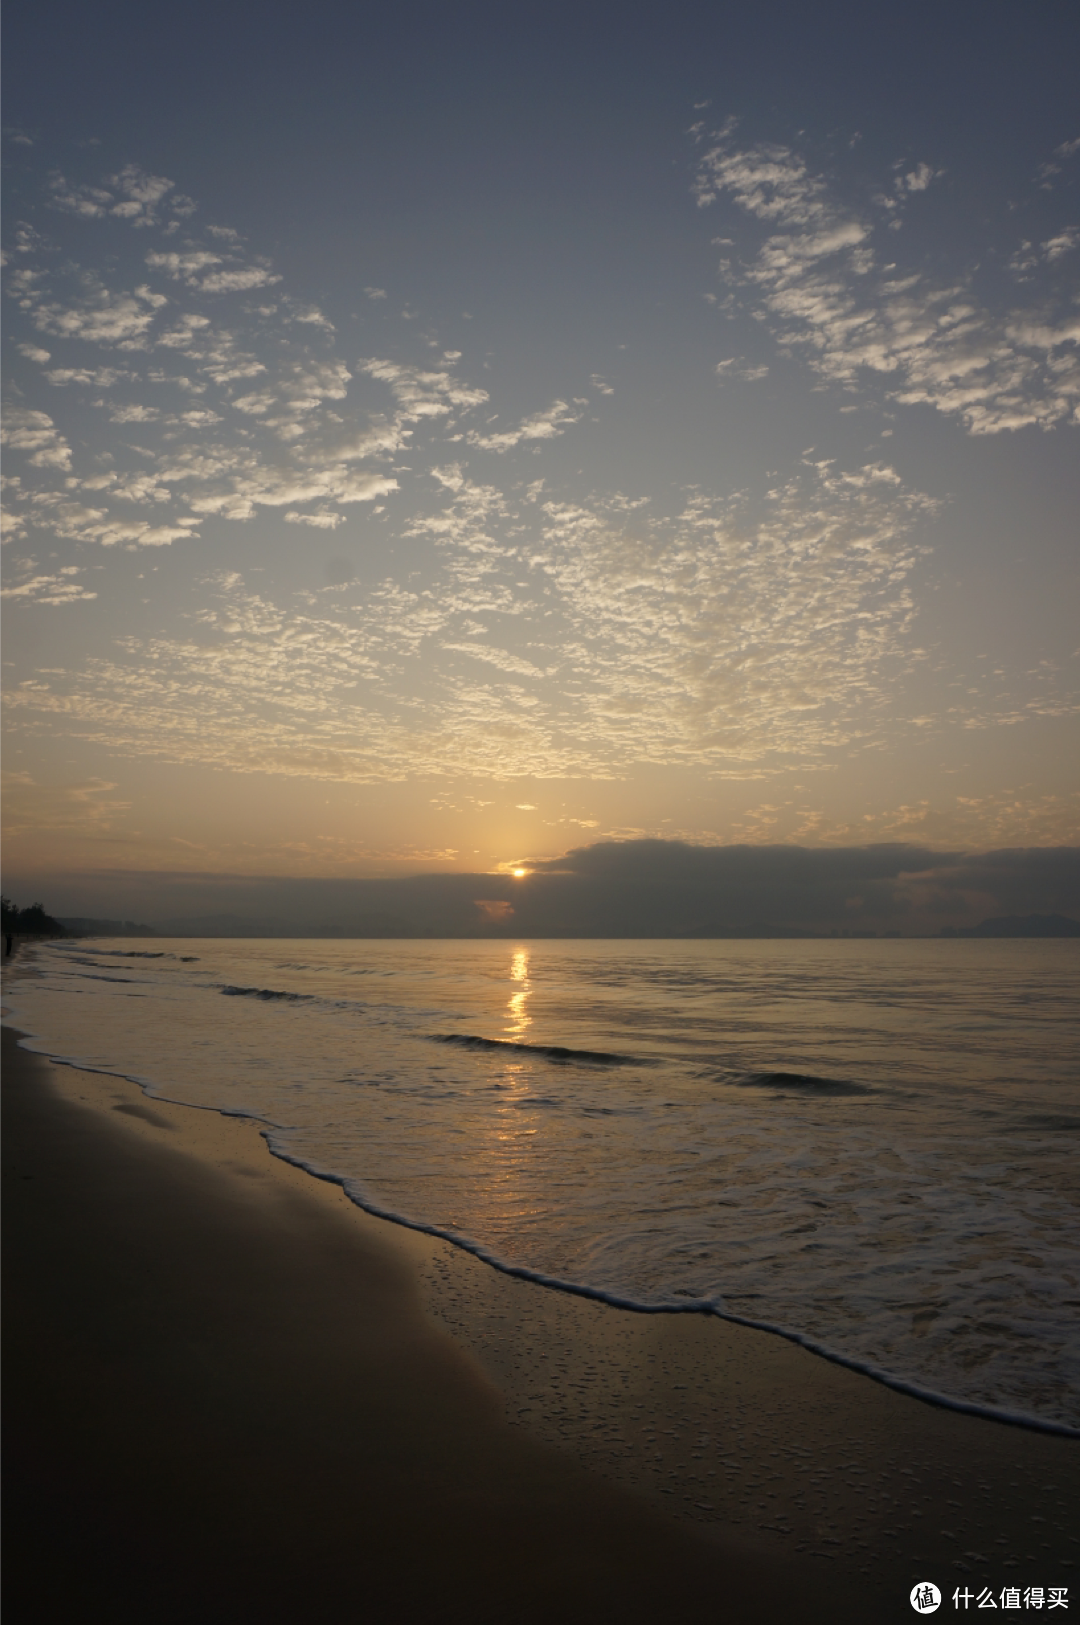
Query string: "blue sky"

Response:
xmin=3 ymin=0 xmax=1078 ymax=906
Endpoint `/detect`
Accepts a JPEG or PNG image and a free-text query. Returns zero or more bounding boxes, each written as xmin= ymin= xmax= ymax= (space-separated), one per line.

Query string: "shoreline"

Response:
xmin=31 ymin=1038 xmax=1079 ymax=1443
xmin=262 ymin=1136 xmax=1080 ymax=1444
xmin=3 ymin=1021 xmax=842 ymax=1624
xmin=4 ymin=1006 xmax=1078 ymax=1619
xmin=8 ymin=940 xmax=1076 ymax=1444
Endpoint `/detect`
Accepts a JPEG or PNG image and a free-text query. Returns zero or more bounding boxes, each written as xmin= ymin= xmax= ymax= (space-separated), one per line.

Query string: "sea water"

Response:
xmin=6 ymin=936 xmax=1078 ymax=1432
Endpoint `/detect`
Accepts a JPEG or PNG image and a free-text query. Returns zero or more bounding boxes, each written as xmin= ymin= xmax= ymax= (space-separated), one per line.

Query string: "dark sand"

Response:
xmin=4 ymin=1012 xmax=1078 ymax=1623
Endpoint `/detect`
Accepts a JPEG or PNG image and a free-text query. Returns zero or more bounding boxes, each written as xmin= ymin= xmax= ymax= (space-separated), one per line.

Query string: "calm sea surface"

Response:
xmin=7 ymin=937 xmax=1079 ymax=1430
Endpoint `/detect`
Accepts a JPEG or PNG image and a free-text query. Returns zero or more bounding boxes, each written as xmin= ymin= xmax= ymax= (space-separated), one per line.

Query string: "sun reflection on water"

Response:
xmin=506 ymin=947 xmax=531 ymax=1040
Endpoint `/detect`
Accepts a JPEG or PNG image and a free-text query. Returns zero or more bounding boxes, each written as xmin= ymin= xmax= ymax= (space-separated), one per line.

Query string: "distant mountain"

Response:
xmin=58 ymin=917 xmax=157 ymax=937
xmin=943 ymin=913 xmax=1080 ymax=939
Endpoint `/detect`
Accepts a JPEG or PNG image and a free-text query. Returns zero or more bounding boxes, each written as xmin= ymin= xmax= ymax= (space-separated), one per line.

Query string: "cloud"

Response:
xmin=145 ymin=249 xmax=281 ymax=294
xmin=174 ymin=456 xmax=399 ymax=520
xmin=2 ymin=181 xmax=425 ymax=546
xmin=108 ymin=403 xmax=160 ymax=423
xmin=715 ymin=358 xmax=769 ymax=382
xmin=694 ymin=140 xmax=832 ymax=225
xmin=894 ymin=162 xmax=943 ymax=194
xmin=48 ymin=165 xmax=178 ymax=228
xmin=145 ymin=250 xmax=222 ymax=279
xmin=290 ymin=304 xmax=334 ymax=330
xmin=32 ymin=285 xmax=158 ymax=346
xmin=1 ymin=771 xmax=129 ymax=834
xmin=468 ymin=398 xmax=584 ymax=451
xmin=5 ymin=164 xmax=532 ymax=567
xmin=359 ymin=357 xmax=489 ymax=419
xmin=284 ymin=508 xmax=345 ymax=529
xmin=860 ymin=786 xmax=1080 ymax=849
xmin=15 ymin=486 xmax=198 ymax=547
xmin=518 ymin=467 xmax=938 ymax=768
xmin=1 ymin=496 xmax=27 ymax=541
xmin=11 ymin=842 xmax=1076 ymax=938
xmin=439 ymin=641 xmax=550 ymax=678
xmin=1042 ymin=226 xmax=1080 ymax=262
xmin=0 ymin=408 xmax=72 ymax=468
xmin=4 ymin=579 xmax=445 ymax=781
xmin=254 ymin=358 xmax=352 ymax=418
xmin=47 ymin=175 xmax=114 ymax=218
xmin=4 ymin=147 xmax=1072 ymax=821
xmin=695 ymin=132 xmax=1080 ymax=434
xmin=1036 ymin=136 xmax=1080 ymax=185
xmin=507 ymin=839 xmax=1080 ymax=935
xmin=0 ymin=563 xmax=97 ymax=604
xmin=5 ymin=458 xmax=945 ymax=780
xmin=111 ymin=164 xmax=175 ymax=220
xmin=45 ymin=365 xmax=130 ymax=386
xmin=473 ymin=898 xmax=514 ymax=922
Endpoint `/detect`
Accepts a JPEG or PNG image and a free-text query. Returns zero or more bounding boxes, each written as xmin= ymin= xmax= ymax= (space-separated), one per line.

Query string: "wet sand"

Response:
xmin=4 ymin=1020 xmax=1077 ymax=1622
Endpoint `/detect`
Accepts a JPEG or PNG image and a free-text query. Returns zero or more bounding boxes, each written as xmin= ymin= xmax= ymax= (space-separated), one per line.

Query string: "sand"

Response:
xmin=4 ymin=1009 xmax=1078 ymax=1623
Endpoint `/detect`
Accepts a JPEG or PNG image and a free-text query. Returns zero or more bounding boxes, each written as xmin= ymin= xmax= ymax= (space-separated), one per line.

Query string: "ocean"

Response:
xmin=7 ymin=935 xmax=1078 ymax=1433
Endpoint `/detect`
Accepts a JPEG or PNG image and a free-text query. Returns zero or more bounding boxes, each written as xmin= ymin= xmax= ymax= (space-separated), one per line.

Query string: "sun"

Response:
xmin=512 ymin=867 xmax=528 ymax=878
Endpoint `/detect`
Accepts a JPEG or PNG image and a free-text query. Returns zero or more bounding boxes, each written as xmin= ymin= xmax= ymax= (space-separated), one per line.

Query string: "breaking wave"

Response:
xmin=431 ymin=1032 xmax=640 ymax=1066
xmin=221 ymin=985 xmax=314 ymax=1002
xmin=735 ymin=1069 xmax=871 ymax=1096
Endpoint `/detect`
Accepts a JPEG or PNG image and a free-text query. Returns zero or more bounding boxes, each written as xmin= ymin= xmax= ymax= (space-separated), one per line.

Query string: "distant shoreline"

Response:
xmin=49 ymin=920 xmax=1080 ymax=940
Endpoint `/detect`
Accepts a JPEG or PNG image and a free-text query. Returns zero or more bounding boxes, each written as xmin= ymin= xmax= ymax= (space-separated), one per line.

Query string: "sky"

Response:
xmin=3 ymin=0 xmax=1079 ymax=924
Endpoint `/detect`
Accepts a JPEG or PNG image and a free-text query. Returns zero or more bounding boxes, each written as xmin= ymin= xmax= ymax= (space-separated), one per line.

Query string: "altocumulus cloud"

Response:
xmin=4 ymin=457 xmax=944 ymax=782
xmin=695 ymin=125 xmax=1080 ymax=434
xmin=4 ymin=166 xmax=460 ymax=552
xmin=4 ymin=143 xmax=1077 ymax=810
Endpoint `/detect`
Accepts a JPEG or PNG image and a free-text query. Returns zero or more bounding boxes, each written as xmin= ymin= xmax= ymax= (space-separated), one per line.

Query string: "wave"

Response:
xmin=12 ymin=945 xmax=1077 ymax=1439
xmin=1021 ymin=1112 xmax=1080 ymax=1132
xmin=261 ymin=1131 xmax=1080 ymax=1442
xmin=735 ymin=1069 xmax=871 ymax=1096
xmin=431 ymin=1032 xmax=640 ymax=1066
xmin=56 ymin=945 xmax=199 ymax=963
xmin=82 ymin=973 xmax=137 ymax=984
xmin=6 ymin=1011 xmax=1075 ymax=1440
xmin=220 ymin=985 xmax=314 ymax=1002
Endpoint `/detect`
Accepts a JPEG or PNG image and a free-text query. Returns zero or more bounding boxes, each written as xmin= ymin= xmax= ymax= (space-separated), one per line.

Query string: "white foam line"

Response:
xmin=262 ymin=1135 xmax=1080 ymax=1442
xmin=8 ymin=1021 xmax=1079 ymax=1443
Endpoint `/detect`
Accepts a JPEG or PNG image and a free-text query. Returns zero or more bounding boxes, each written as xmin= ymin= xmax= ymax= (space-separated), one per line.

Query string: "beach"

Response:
xmin=4 ymin=11 xmax=1077 ymax=1610
xmin=4 ymin=1013 xmax=1077 ymax=1623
